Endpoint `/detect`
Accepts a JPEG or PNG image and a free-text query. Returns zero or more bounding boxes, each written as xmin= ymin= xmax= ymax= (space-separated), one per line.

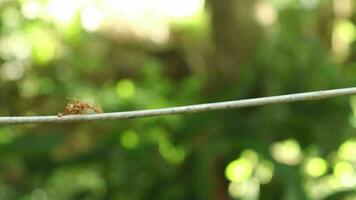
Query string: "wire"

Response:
xmin=1 ymin=87 xmax=356 ymax=124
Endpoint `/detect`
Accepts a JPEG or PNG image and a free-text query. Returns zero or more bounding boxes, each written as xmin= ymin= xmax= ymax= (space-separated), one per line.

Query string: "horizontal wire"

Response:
xmin=1 ymin=87 xmax=356 ymax=124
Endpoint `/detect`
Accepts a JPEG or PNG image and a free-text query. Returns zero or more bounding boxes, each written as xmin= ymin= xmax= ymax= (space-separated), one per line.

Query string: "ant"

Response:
xmin=57 ymin=98 xmax=102 ymax=117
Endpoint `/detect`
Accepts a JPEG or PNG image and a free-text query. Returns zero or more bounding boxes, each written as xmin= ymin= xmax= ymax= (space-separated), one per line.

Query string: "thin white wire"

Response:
xmin=1 ymin=87 xmax=356 ymax=124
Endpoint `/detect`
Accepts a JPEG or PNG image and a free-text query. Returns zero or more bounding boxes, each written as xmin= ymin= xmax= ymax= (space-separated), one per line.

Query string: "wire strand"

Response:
xmin=1 ymin=87 xmax=356 ymax=124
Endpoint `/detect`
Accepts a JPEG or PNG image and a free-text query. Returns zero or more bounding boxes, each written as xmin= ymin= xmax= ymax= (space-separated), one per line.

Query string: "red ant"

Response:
xmin=57 ymin=98 xmax=102 ymax=117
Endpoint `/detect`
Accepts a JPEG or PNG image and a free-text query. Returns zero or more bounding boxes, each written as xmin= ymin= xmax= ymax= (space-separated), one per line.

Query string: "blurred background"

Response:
xmin=0 ymin=0 xmax=355 ymax=199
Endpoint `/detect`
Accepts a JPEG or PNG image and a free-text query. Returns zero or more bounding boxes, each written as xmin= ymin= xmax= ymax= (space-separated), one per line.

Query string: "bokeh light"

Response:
xmin=0 ymin=61 xmax=25 ymax=81
xmin=19 ymin=76 xmax=39 ymax=98
xmin=255 ymin=160 xmax=274 ymax=184
xmin=304 ymin=157 xmax=328 ymax=177
xmin=225 ymin=158 xmax=253 ymax=183
xmin=28 ymin=27 xmax=57 ymax=65
xmin=46 ymin=0 xmax=81 ymax=24
xmin=270 ymin=139 xmax=302 ymax=165
xmin=120 ymin=130 xmax=140 ymax=149
xmin=21 ymin=0 xmax=42 ymax=20
xmin=338 ymin=138 xmax=356 ymax=161
xmin=241 ymin=149 xmax=259 ymax=165
xmin=158 ymin=134 xmax=186 ymax=164
xmin=225 ymin=149 xmax=275 ymax=198
xmin=333 ymin=161 xmax=355 ymax=187
xmin=39 ymin=0 xmax=205 ymax=44
xmin=0 ymin=32 xmax=31 ymax=60
xmin=228 ymin=178 xmax=260 ymax=200
xmin=333 ymin=0 xmax=353 ymax=18
xmin=116 ymin=79 xmax=136 ymax=99
xmin=332 ymin=19 xmax=356 ymax=61
xmin=255 ymin=1 xmax=277 ymax=26
xmin=1 ymin=7 xmax=21 ymax=29
xmin=81 ymin=3 xmax=103 ymax=32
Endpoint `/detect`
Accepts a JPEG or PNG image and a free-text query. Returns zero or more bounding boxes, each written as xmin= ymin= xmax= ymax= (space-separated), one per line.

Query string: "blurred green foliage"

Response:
xmin=0 ymin=0 xmax=356 ymax=199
